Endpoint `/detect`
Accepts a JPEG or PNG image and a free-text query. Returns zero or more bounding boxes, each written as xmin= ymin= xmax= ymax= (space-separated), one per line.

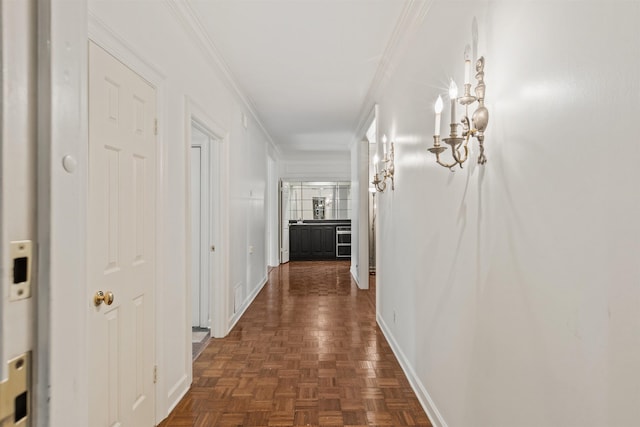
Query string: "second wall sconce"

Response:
xmin=429 ymin=50 xmax=489 ymax=170
xmin=372 ymin=134 xmax=395 ymax=192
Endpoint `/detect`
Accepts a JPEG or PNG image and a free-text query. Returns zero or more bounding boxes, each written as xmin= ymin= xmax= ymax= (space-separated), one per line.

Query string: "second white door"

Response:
xmin=88 ymin=41 xmax=157 ymax=427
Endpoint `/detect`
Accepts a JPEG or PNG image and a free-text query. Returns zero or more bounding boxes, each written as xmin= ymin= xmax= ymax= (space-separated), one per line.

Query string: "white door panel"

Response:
xmin=88 ymin=41 xmax=156 ymax=427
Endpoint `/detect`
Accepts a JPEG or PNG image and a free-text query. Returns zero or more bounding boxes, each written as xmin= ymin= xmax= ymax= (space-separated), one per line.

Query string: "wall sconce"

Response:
xmin=429 ymin=53 xmax=489 ymax=170
xmin=371 ymin=134 xmax=395 ymax=192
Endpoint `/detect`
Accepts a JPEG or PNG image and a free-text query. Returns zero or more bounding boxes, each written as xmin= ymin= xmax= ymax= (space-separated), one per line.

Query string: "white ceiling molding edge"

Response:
xmin=350 ymin=0 xmax=435 ymax=147
xmin=163 ymin=0 xmax=282 ymax=160
xmin=88 ymin=12 xmax=168 ymax=82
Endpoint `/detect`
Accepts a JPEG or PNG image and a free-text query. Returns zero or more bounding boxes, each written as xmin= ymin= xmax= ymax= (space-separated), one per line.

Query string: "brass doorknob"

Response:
xmin=94 ymin=290 xmax=114 ymax=306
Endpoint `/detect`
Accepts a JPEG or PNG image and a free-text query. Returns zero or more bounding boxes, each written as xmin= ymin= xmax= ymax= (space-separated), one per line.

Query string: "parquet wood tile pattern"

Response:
xmin=159 ymin=261 xmax=431 ymax=427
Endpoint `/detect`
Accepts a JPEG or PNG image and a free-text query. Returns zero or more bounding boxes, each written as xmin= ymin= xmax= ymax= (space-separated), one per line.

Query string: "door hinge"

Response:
xmin=154 ymin=118 xmax=158 ymax=135
xmin=153 ymin=365 xmax=158 ymax=384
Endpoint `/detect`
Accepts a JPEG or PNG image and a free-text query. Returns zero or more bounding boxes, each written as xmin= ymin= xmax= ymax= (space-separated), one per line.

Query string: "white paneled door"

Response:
xmin=88 ymin=42 xmax=157 ymax=427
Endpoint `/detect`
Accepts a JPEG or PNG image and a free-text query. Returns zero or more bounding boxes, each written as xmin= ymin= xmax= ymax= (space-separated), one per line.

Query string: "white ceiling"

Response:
xmin=189 ymin=0 xmax=408 ymax=157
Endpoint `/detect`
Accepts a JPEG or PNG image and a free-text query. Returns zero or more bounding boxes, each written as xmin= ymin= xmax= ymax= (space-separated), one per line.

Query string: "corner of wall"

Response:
xmin=350 ymin=266 xmax=361 ymax=288
xmin=227 ymin=274 xmax=268 ymax=333
xmin=376 ymin=313 xmax=447 ymax=427
xmin=165 ymin=373 xmax=189 ymax=419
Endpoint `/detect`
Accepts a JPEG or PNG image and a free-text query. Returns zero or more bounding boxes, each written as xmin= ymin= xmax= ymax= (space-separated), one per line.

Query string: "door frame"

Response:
xmin=184 ymin=97 xmax=228 ymax=347
xmin=189 ymin=135 xmax=209 ymax=329
xmin=87 ymin=18 xmax=168 ymax=424
xmin=190 ymin=131 xmax=211 ymax=328
xmin=266 ymin=154 xmax=279 ymax=267
xmin=36 ymin=1 xmax=90 ymax=424
xmin=279 ymin=180 xmax=290 ymax=264
xmin=37 ymin=6 xmax=169 ymax=424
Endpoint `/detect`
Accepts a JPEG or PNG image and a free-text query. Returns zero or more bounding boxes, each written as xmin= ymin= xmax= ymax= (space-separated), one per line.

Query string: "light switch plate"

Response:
xmin=9 ymin=241 xmax=32 ymax=302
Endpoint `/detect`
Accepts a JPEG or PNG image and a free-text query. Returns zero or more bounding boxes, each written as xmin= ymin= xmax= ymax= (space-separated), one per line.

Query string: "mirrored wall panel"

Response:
xmin=285 ymin=181 xmax=351 ymax=220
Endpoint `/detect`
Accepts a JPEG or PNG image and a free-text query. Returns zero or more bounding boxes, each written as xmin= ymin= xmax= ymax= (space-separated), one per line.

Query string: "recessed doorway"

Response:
xmin=190 ymin=122 xmax=214 ymax=359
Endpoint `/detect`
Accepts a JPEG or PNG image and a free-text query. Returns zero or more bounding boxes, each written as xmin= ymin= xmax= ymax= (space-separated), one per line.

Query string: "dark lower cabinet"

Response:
xmin=290 ymin=224 xmax=339 ymax=260
xmin=310 ymin=226 xmax=335 ymax=258
xmin=290 ymin=226 xmax=310 ymax=259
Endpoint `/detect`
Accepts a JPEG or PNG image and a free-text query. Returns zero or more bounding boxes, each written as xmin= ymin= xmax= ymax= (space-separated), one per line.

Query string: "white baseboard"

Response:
xmin=376 ymin=314 xmax=447 ymax=427
xmin=166 ymin=373 xmax=189 ymax=415
xmin=351 ymin=265 xmax=370 ymax=290
xmin=227 ymin=274 xmax=268 ymax=333
xmin=350 ymin=266 xmax=360 ymax=287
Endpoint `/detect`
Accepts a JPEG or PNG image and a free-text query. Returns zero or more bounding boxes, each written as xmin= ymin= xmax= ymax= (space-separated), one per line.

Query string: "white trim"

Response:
xmin=373 ymin=105 xmax=381 ymax=314
xmin=351 ymin=0 xmax=435 ymax=146
xmin=266 ymin=155 xmax=279 ymax=267
xmin=88 ymin=16 xmax=169 ymax=424
xmin=163 ymin=0 xmax=281 ymax=161
xmin=227 ymin=275 xmax=268 ymax=333
xmin=88 ymin=13 xmax=167 ymax=83
xmin=166 ymin=373 xmax=190 ymax=414
xmin=184 ymin=97 xmax=230 ymax=344
xmin=350 ymin=267 xmax=360 ymax=287
xmin=38 ymin=1 xmax=89 ymax=425
xmin=352 ymin=107 xmax=377 ymax=290
xmin=189 ymin=138 xmax=211 ymax=327
xmin=377 ymin=313 xmax=447 ymax=427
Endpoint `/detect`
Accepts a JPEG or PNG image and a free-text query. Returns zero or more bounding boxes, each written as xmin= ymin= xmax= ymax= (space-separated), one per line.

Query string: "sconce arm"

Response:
xmin=434 ymin=152 xmax=458 ymax=171
xmin=456 ymin=143 xmax=469 ymax=165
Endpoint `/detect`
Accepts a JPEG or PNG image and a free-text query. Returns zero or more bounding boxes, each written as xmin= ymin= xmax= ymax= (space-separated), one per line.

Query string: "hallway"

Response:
xmin=160 ymin=261 xmax=431 ymax=426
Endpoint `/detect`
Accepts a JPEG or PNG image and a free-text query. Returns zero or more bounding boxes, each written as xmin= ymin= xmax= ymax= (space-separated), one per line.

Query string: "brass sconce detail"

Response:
xmin=372 ymin=136 xmax=395 ymax=192
xmin=429 ymin=55 xmax=489 ymax=170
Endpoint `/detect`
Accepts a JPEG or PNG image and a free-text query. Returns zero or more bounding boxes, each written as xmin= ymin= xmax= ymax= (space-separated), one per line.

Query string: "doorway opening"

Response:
xmin=365 ymin=113 xmax=378 ymax=275
xmin=279 ymin=180 xmax=290 ymax=264
xmin=190 ymin=122 xmax=215 ymax=359
xmin=279 ymin=181 xmax=352 ymax=263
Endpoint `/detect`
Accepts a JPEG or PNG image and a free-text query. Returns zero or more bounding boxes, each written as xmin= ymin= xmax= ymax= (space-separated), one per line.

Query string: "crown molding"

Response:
xmin=88 ymin=12 xmax=168 ymax=83
xmin=350 ymin=0 xmax=435 ymax=148
xmin=164 ymin=0 xmax=282 ymax=160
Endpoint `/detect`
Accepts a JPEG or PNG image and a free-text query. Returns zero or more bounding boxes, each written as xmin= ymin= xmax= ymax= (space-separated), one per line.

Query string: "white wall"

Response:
xmin=1 ymin=0 xmax=36 ymax=367
xmin=350 ymin=138 xmax=369 ymax=288
xmin=373 ymin=1 xmax=640 ymax=426
xmin=88 ymin=1 xmax=274 ymax=420
xmin=0 ymin=0 xmax=38 ymax=413
xmin=280 ymin=151 xmax=350 ymax=181
xmin=350 ymin=141 xmax=360 ymax=282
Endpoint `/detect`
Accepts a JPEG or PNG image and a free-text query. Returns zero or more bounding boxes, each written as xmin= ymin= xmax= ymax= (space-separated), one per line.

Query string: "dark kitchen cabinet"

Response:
xmin=289 ymin=221 xmax=348 ymax=260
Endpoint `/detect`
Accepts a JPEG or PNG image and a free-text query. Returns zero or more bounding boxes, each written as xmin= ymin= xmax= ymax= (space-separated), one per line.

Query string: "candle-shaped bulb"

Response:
xmin=434 ymin=95 xmax=444 ymax=114
xmin=449 ymin=79 xmax=458 ymax=99
xmin=434 ymin=95 xmax=443 ymax=136
xmin=464 ymin=45 xmax=471 ymax=85
xmin=373 ymin=153 xmax=380 ymax=175
xmin=382 ymin=134 xmax=388 ymax=156
xmin=449 ymin=80 xmax=458 ymax=126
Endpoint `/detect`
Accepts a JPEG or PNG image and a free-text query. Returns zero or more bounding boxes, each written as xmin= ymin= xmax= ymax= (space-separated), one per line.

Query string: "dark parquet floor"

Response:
xmin=159 ymin=261 xmax=431 ymax=427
